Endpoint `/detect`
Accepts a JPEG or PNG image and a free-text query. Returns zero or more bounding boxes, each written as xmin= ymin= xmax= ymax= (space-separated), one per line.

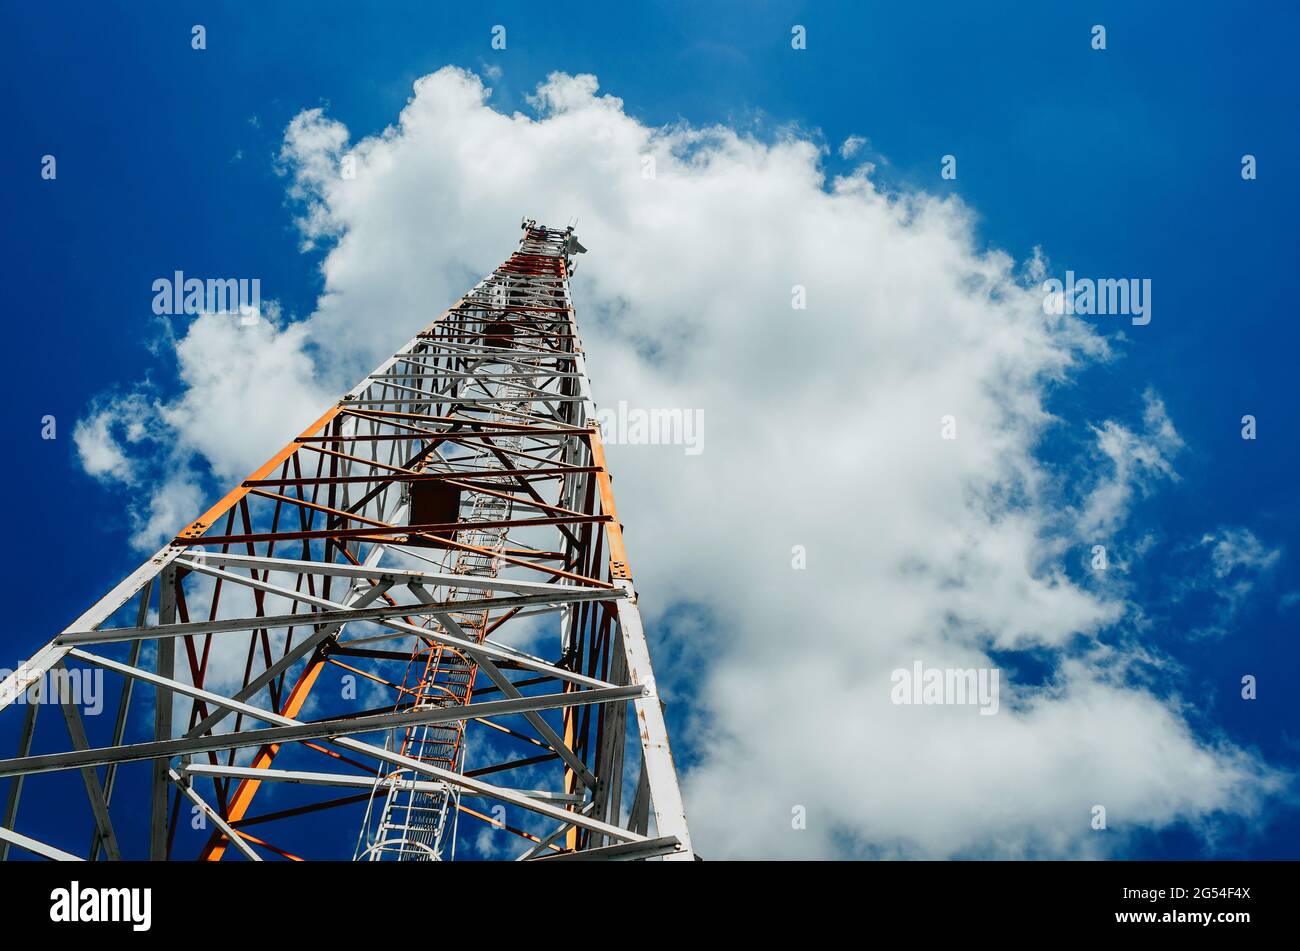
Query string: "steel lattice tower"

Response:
xmin=0 ymin=220 xmax=693 ymax=862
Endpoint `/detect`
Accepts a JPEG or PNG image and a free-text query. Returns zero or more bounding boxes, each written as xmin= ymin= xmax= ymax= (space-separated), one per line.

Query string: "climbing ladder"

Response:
xmin=356 ymin=301 xmax=536 ymax=860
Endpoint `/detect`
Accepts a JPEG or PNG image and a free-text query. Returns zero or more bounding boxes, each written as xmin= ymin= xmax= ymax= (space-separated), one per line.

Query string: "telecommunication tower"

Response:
xmin=0 ymin=221 xmax=693 ymax=862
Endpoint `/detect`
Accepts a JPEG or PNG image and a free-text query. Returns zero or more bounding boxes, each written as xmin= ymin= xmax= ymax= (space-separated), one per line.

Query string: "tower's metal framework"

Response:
xmin=0 ymin=221 xmax=693 ymax=861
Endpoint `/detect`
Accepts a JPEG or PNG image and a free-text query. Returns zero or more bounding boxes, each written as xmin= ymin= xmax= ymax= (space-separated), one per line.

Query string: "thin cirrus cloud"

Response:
xmin=73 ymin=67 xmax=1287 ymax=858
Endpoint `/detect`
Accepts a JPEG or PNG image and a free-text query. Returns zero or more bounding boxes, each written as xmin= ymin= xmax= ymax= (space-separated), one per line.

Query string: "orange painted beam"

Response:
xmin=200 ymin=651 xmax=328 ymax=861
xmin=586 ymin=430 xmax=631 ymax=581
xmin=174 ymin=405 xmax=343 ymax=544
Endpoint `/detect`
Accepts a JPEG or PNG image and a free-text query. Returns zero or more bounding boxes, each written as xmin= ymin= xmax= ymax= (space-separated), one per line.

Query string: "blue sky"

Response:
xmin=1 ymin=1 xmax=1297 ymax=859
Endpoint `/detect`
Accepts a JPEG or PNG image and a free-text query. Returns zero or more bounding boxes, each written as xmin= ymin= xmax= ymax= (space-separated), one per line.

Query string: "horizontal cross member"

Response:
xmin=180 ymin=513 xmax=611 ymax=547
xmin=58 ymin=587 xmax=622 ymax=648
xmin=0 ymin=661 xmax=641 ymax=778
xmin=180 ymin=764 xmax=579 ymax=803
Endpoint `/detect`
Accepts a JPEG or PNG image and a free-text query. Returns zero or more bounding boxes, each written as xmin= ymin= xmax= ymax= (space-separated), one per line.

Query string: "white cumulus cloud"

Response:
xmin=77 ymin=67 xmax=1288 ymax=857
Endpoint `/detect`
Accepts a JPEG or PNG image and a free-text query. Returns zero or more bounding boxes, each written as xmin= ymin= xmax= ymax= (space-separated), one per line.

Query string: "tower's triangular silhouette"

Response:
xmin=0 ymin=221 xmax=692 ymax=862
